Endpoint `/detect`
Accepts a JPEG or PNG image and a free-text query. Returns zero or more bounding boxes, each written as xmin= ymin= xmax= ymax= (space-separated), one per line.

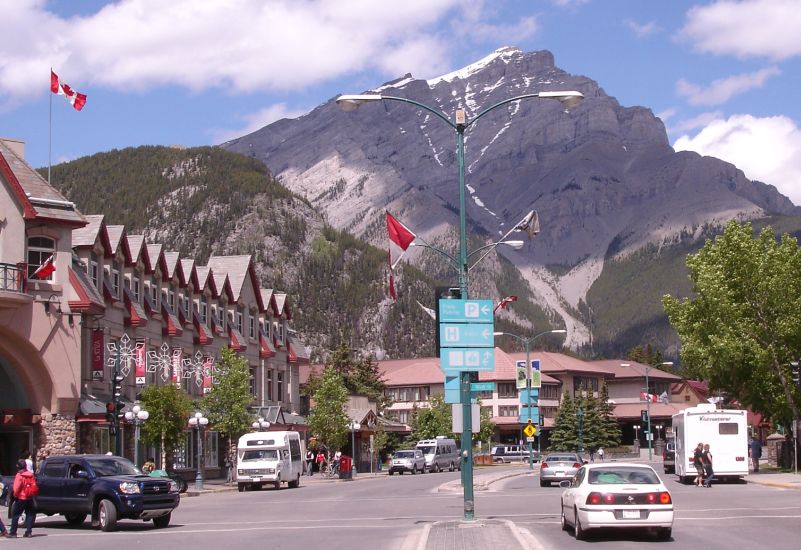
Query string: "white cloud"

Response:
xmin=0 ymin=0 xmax=479 ymax=105
xmin=624 ymin=19 xmax=658 ymax=39
xmin=676 ymin=66 xmax=780 ymax=106
xmin=673 ymin=114 xmax=801 ymax=204
xmin=678 ymin=0 xmax=801 ymax=61
xmin=210 ymin=104 xmax=308 ymax=145
xmin=669 ymin=111 xmax=725 ymax=134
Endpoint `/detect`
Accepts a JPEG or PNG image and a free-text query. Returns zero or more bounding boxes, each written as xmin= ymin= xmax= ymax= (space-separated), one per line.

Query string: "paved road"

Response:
xmin=12 ymin=466 xmax=801 ymax=549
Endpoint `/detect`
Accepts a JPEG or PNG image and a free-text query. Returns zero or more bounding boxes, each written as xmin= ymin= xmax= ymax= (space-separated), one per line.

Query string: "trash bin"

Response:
xmin=339 ymin=455 xmax=353 ymax=479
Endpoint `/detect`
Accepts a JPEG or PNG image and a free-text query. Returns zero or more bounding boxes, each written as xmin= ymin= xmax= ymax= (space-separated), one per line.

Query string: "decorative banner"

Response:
xmin=91 ymin=330 xmax=105 ymax=380
xmin=202 ymin=355 xmax=214 ymax=393
xmin=171 ymin=348 xmax=183 ymax=387
xmin=135 ymin=341 xmax=147 ymax=385
xmin=515 ymin=360 xmax=527 ymax=390
xmin=531 ymin=359 xmax=541 ymax=389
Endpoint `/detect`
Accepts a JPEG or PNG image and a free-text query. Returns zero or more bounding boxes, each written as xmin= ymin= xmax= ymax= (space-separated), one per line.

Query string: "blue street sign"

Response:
xmin=444 ymin=375 xmax=460 ymax=404
xmin=518 ymin=408 xmax=540 ymax=424
xmin=439 ymin=323 xmax=494 ymax=347
xmin=518 ymin=388 xmax=539 ymax=405
xmin=470 ymin=382 xmax=495 ymax=392
xmin=438 ymin=299 xmax=494 ymax=323
xmin=440 ymin=347 xmax=495 ymax=372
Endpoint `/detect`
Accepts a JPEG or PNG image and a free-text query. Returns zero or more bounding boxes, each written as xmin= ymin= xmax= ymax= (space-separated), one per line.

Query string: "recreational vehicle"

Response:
xmin=236 ymin=431 xmax=303 ymax=491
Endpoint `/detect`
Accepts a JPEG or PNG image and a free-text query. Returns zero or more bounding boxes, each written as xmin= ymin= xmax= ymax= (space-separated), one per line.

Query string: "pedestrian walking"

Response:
xmin=702 ymin=444 xmax=714 ymax=488
xmin=597 ymin=447 xmax=605 ymax=462
xmin=306 ymin=449 xmax=315 ymax=476
xmin=9 ymin=459 xmax=38 ymax=538
xmin=749 ymin=437 xmax=762 ymax=473
xmin=693 ymin=442 xmax=705 ymax=487
xmin=0 ymin=481 xmax=10 ymax=537
xmin=224 ymin=453 xmax=234 ymax=485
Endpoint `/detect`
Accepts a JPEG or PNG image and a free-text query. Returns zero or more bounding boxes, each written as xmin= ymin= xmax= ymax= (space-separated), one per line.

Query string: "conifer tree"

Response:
xmin=549 ymin=392 xmax=578 ymax=451
xmin=598 ymin=381 xmax=622 ymax=448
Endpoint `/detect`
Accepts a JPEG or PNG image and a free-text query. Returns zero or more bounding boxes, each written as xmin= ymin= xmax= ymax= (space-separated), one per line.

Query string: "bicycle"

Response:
xmin=319 ymin=461 xmax=340 ymax=479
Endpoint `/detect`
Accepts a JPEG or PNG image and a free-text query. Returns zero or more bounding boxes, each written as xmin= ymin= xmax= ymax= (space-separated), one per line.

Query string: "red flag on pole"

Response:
xmin=32 ymin=255 xmax=56 ymax=279
xmin=51 ymin=70 xmax=87 ymax=111
xmin=387 ymin=250 xmax=397 ymax=300
xmin=494 ymin=295 xmax=518 ymax=312
xmin=386 ymin=211 xmax=416 ymax=250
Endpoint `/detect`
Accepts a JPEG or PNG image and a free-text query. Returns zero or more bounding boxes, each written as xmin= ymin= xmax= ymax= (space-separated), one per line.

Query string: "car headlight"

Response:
xmin=168 ymin=480 xmax=179 ymax=493
xmin=119 ymin=481 xmax=141 ymax=494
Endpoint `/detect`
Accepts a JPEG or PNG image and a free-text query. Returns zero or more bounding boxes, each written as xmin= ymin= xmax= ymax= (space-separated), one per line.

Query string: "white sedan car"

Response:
xmin=560 ymin=463 xmax=674 ymax=541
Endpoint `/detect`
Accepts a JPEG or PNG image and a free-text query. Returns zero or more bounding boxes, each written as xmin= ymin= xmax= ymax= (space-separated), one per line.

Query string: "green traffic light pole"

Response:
xmin=337 ymin=90 xmax=583 ymax=521
xmin=494 ymin=330 xmax=567 ymax=469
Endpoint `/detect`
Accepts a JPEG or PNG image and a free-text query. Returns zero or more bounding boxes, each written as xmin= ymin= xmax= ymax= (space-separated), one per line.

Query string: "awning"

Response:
xmin=123 ymin=286 xmax=147 ymax=327
xmin=228 ymin=325 xmax=246 ymax=352
xmin=161 ymin=299 xmax=183 ymax=337
xmin=68 ymin=266 xmax=105 ymax=314
xmin=259 ymin=333 xmax=276 ymax=358
xmin=193 ymin=310 xmax=214 ymax=345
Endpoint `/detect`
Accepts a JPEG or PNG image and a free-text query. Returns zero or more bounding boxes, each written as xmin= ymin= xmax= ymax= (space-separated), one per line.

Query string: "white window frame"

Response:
xmin=133 ymin=274 xmax=141 ymax=302
xmin=111 ymin=262 xmax=121 ymax=297
xmin=27 ymin=236 xmax=56 ymax=280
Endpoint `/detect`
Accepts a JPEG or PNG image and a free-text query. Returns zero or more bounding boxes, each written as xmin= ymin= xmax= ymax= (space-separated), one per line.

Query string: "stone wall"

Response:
xmin=36 ymin=414 xmax=78 ymax=456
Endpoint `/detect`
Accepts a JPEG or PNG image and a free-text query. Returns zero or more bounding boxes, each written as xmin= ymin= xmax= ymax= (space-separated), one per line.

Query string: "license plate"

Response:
xmin=556 ymin=471 xmax=564 ymax=476
xmin=622 ymin=510 xmax=640 ymax=519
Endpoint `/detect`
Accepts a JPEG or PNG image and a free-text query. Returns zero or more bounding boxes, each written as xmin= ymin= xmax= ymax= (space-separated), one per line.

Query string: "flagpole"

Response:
xmin=49 ymin=68 xmax=53 ymax=185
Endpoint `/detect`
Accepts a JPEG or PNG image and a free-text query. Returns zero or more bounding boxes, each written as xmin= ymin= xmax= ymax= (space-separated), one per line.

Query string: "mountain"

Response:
xmin=221 ymin=47 xmax=800 ymax=355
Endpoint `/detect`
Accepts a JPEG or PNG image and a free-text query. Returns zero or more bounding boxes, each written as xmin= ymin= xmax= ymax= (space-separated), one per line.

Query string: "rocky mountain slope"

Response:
xmin=223 ymin=47 xmax=799 ymax=352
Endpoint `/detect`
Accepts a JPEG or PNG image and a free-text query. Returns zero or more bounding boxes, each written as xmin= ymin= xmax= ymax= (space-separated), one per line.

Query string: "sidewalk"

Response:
xmin=184 ymin=468 xmax=389 ymax=496
xmin=743 ymin=469 xmax=801 ymax=490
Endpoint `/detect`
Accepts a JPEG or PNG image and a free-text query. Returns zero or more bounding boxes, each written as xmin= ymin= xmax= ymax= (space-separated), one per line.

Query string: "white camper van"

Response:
xmin=672 ymin=404 xmax=748 ymax=483
xmin=416 ymin=437 xmax=460 ymax=473
xmin=236 ymin=431 xmax=303 ymax=491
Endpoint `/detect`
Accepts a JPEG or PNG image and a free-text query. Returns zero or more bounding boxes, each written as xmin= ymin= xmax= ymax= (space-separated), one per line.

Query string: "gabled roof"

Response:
xmin=274 ymin=293 xmax=291 ymax=320
xmin=145 ymin=244 xmax=165 ymax=275
xmin=162 ymin=251 xmax=183 ymax=282
xmin=0 ymin=139 xmax=85 ymax=226
xmin=105 ymin=225 xmax=128 ymax=260
xmin=206 ymin=255 xmax=265 ymax=311
xmin=180 ymin=259 xmax=198 ymax=289
xmin=593 ymin=361 xmax=683 ymax=381
xmin=260 ymin=289 xmax=278 ymax=316
xmin=72 ymin=214 xmax=110 ymax=249
xmin=195 ymin=266 xmax=218 ymax=297
xmin=125 ymin=235 xmax=146 ymax=267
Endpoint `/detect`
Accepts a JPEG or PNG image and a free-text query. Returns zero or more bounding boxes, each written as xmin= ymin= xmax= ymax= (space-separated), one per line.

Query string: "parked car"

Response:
xmin=559 ymin=463 xmax=674 ymax=540
xmin=388 ymin=449 xmax=427 ymax=475
xmin=491 ymin=445 xmax=539 ymax=463
xmin=662 ymin=439 xmax=676 ymax=474
xmin=539 ymin=453 xmax=583 ymax=487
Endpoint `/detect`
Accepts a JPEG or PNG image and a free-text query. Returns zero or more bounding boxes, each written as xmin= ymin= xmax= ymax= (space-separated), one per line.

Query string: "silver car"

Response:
xmin=388 ymin=449 xmax=426 ymax=475
xmin=540 ymin=453 xmax=583 ymax=487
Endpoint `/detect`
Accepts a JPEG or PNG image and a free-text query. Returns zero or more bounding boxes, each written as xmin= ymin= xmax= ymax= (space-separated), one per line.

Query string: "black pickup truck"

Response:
xmin=4 ymin=454 xmax=180 ymax=531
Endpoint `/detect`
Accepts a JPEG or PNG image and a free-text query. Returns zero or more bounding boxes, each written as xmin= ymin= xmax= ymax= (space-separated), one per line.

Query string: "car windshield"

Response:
xmin=395 ymin=451 xmax=415 ymax=459
xmin=547 ymin=455 xmax=577 ymax=463
xmin=417 ymin=446 xmax=435 ymax=455
xmin=86 ymin=457 xmax=140 ymax=476
xmin=242 ymin=449 xmax=279 ymax=461
xmin=588 ymin=467 xmax=659 ymax=485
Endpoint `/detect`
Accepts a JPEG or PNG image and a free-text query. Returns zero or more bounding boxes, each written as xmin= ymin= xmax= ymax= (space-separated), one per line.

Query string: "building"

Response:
xmin=0 ymin=138 xmax=309 ymax=476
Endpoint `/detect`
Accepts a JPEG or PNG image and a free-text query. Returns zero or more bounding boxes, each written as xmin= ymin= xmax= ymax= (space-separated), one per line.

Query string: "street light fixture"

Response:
xmin=494 ymin=329 xmax=567 ymax=469
xmin=350 ymin=421 xmax=361 ymax=477
xmin=188 ymin=411 xmax=209 ymax=491
xmin=337 ymin=88 xmax=583 ymax=521
xmin=576 ymin=407 xmax=585 ymax=455
xmin=124 ymin=404 xmax=149 ymax=468
xmin=621 ymin=361 xmax=674 ymax=461
xmin=252 ymin=417 xmax=271 ymax=431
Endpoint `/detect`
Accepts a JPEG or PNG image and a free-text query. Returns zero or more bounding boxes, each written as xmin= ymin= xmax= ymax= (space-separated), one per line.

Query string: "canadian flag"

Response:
xmin=33 ymin=255 xmax=56 ymax=279
xmin=386 ymin=211 xmax=416 ymax=300
xmin=51 ymin=70 xmax=87 ymax=111
xmin=494 ymin=295 xmax=518 ymax=313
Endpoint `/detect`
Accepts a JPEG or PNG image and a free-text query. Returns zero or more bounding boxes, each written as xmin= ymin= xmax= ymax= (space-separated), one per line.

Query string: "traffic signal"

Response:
xmin=434 ymin=286 xmax=461 ymax=356
xmin=641 ymin=409 xmax=649 ymax=423
xmin=112 ymin=368 xmax=125 ymax=416
xmin=105 ymin=402 xmax=116 ymax=424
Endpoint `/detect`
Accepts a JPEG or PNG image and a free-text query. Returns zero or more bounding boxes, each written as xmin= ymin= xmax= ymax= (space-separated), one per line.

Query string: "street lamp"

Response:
xmin=252 ymin=417 xmax=271 ymax=431
xmin=124 ymin=404 xmax=149 ymax=467
xmin=576 ymin=407 xmax=585 ymax=455
xmin=188 ymin=411 xmax=209 ymax=491
xmin=621 ymin=361 xmax=674 ymax=461
xmin=633 ymin=424 xmax=641 ymax=448
xmin=337 ymin=88 xmax=583 ymax=521
xmin=494 ymin=329 xmax=567 ymax=469
xmin=350 ymin=421 xmax=361 ymax=477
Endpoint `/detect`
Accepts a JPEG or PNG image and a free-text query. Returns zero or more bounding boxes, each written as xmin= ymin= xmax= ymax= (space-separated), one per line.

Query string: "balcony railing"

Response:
xmin=0 ymin=262 xmax=25 ymax=293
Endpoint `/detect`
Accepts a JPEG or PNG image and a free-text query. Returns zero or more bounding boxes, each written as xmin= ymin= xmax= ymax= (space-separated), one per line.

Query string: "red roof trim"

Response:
xmin=161 ymin=300 xmax=183 ymax=337
xmin=228 ymin=325 xmax=247 ymax=352
xmin=259 ymin=334 xmax=276 ymax=358
xmin=0 ymin=149 xmax=37 ymax=219
xmin=67 ymin=268 xmax=105 ymax=314
xmin=123 ymin=287 xmax=147 ymax=327
xmin=193 ymin=310 xmax=213 ymax=346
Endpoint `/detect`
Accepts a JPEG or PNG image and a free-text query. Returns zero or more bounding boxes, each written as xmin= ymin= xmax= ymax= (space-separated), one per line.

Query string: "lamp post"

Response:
xmin=494 ymin=329 xmax=567 ymax=469
xmin=576 ymin=407 xmax=585 ymax=455
xmin=633 ymin=424 xmax=640 ymax=449
xmin=337 ymin=89 xmax=582 ymax=521
xmin=252 ymin=417 xmax=271 ymax=431
xmin=622 ymin=361 xmax=673 ymax=461
xmin=123 ymin=404 xmax=149 ymax=467
xmin=188 ymin=411 xmax=209 ymax=491
xmin=350 ymin=421 xmax=361 ymax=476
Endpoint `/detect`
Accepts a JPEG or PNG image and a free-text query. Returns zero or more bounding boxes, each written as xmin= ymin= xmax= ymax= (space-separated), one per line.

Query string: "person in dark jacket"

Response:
xmin=692 ymin=442 xmax=705 ymax=487
xmin=749 ymin=438 xmax=762 ymax=473
xmin=0 ymin=481 xmax=8 ymax=537
xmin=9 ymin=459 xmax=37 ymax=538
xmin=702 ymin=444 xmax=714 ymax=488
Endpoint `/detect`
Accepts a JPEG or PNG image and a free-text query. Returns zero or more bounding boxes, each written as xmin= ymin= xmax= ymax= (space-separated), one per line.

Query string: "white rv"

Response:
xmin=672 ymin=404 xmax=748 ymax=483
xmin=236 ymin=431 xmax=303 ymax=491
xmin=416 ymin=437 xmax=460 ymax=473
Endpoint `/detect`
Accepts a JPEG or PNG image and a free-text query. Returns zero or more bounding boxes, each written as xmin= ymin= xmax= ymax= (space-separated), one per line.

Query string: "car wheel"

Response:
xmin=540 ymin=479 xmax=548 ymax=487
xmin=64 ymin=512 xmax=87 ymax=526
xmin=449 ymin=462 xmax=455 ymax=472
xmin=98 ymin=499 xmax=118 ymax=532
xmin=412 ymin=466 xmax=417 ymax=475
xmin=274 ymin=481 xmax=281 ymax=490
xmin=433 ymin=463 xmax=440 ymax=473
xmin=388 ymin=470 xmax=394 ymax=476
xmin=560 ymin=505 xmax=570 ymax=531
xmin=288 ymin=474 xmax=300 ymax=488
xmin=153 ymin=512 xmax=171 ymax=529
xmin=238 ymin=482 xmax=246 ymax=492
xmin=574 ymin=508 xmax=586 ymax=540
xmin=657 ymin=527 xmax=672 ymax=540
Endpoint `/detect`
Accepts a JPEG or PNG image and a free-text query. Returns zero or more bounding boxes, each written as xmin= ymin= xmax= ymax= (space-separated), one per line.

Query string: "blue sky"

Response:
xmin=2 ymin=0 xmax=801 ymax=203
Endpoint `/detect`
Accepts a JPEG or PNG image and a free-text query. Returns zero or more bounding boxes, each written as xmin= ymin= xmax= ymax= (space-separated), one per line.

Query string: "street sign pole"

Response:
xmin=526 ymin=340 xmax=534 ymax=470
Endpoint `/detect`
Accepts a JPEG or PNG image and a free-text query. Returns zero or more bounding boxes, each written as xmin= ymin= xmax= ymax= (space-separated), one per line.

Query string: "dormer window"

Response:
xmin=249 ymin=314 xmax=256 ymax=339
xmin=200 ymin=298 xmax=208 ymax=324
xmin=89 ymin=253 xmax=99 ymax=289
xmin=111 ymin=262 xmax=121 ymax=297
xmin=133 ymin=274 xmax=141 ymax=302
xmin=169 ymin=288 xmax=176 ymax=311
xmin=150 ymin=276 xmax=159 ymax=304
xmin=236 ymin=309 xmax=243 ymax=333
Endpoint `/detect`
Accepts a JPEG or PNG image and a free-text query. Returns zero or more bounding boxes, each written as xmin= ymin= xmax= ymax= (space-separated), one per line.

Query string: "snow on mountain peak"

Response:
xmin=426 ymin=46 xmax=521 ymax=87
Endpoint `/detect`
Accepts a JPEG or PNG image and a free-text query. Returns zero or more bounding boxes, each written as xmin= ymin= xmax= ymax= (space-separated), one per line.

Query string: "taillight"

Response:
xmin=646 ymin=492 xmax=657 ymax=504
xmin=586 ymin=492 xmax=602 ymax=505
xmin=573 ymin=463 xmax=582 ymax=469
xmin=659 ymin=491 xmax=672 ymax=504
xmin=541 ymin=462 xmax=547 ymax=469
xmin=662 ymin=451 xmax=667 ymax=460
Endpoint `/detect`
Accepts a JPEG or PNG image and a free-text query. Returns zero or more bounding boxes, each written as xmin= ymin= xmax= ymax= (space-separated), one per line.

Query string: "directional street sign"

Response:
xmin=440 ymin=348 xmax=495 ymax=373
xmin=470 ymin=382 xmax=495 ymax=392
xmin=439 ymin=323 xmax=494 ymax=347
xmin=438 ymin=299 xmax=493 ymax=323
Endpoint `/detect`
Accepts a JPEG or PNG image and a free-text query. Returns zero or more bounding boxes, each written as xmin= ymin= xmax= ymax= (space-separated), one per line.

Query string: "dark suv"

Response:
xmin=663 ymin=440 xmax=676 ymax=473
